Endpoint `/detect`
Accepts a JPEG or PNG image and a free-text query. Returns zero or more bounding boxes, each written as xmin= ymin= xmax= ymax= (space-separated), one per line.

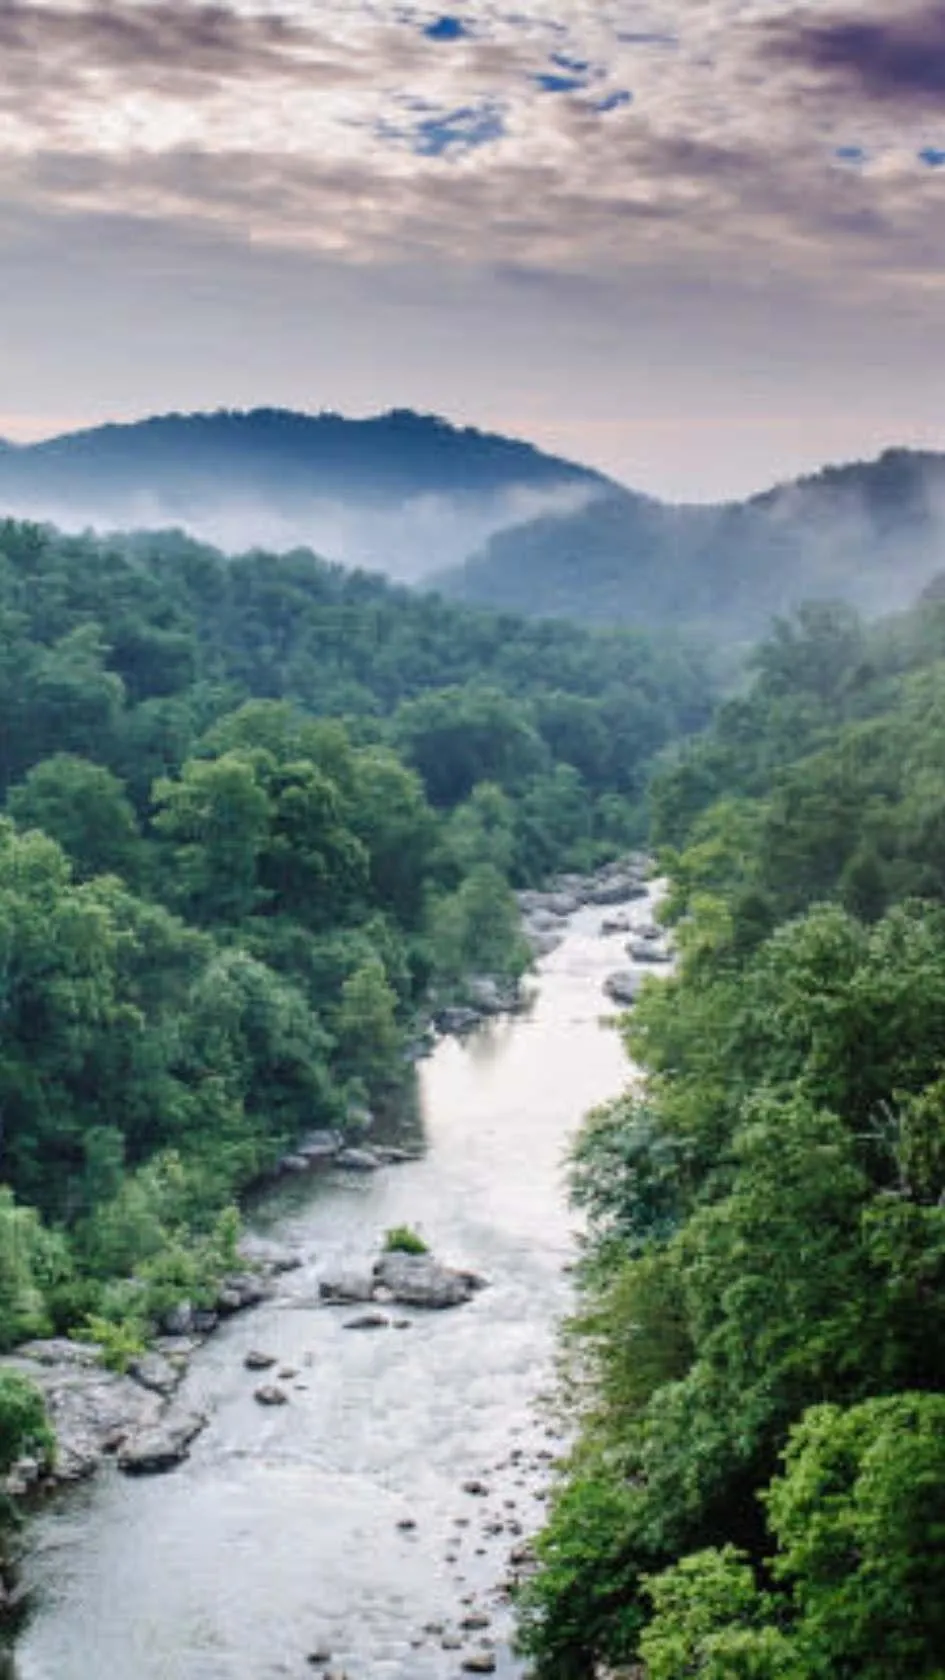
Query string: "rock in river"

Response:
xmin=585 ymin=872 xmax=648 ymax=905
xmin=334 ymin=1147 xmax=381 ymax=1172
xmin=603 ymin=971 xmax=643 ymax=1007
xmin=318 ymin=1268 xmax=377 ymax=1304
xmin=373 ymin=1252 xmax=486 ymax=1309
xmin=254 ymin=1384 xmax=289 ymax=1407
xmin=117 ymin=1408 xmax=207 ymax=1476
xmin=244 ymin=1350 xmax=277 ymax=1371
xmin=626 ymin=938 xmax=672 ymax=965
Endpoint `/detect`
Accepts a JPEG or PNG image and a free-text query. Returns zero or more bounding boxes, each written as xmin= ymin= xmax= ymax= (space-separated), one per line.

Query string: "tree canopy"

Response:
xmin=519 ymin=592 xmax=945 ymax=1679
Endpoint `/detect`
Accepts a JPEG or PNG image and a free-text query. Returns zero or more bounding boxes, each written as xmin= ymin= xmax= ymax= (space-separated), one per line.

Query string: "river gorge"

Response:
xmin=10 ymin=894 xmax=653 ymax=1680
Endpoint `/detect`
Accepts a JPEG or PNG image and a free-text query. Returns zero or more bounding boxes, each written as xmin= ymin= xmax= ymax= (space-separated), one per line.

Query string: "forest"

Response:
xmin=0 ymin=518 xmax=711 ymax=1468
xmin=519 ymin=589 xmax=945 ymax=1678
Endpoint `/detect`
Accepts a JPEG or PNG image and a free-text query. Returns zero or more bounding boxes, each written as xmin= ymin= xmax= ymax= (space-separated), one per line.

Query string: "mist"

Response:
xmin=0 ymin=479 xmax=600 ymax=583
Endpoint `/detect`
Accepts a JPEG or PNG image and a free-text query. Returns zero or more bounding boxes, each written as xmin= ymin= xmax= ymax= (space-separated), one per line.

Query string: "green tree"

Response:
xmin=0 ymin=1370 xmax=54 ymax=1475
xmin=335 ymin=957 xmax=403 ymax=1105
xmin=152 ymin=751 xmax=271 ymax=924
xmin=8 ymin=754 xmax=141 ymax=882
xmin=766 ymin=1395 xmax=945 ymax=1679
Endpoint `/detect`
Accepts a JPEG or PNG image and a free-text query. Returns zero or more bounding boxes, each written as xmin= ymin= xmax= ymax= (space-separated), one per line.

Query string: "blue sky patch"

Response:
xmin=423 ymin=17 xmax=470 ymax=42
xmin=550 ymin=52 xmax=591 ymax=75
xmin=597 ymin=90 xmax=633 ymax=113
xmin=835 ymin=145 xmax=867 ymax=165
xmin=919 ymin=146 xmax=945 ymax=168
xmin=534 ymin=72 xmax=587 ymax=93
xmin=411 ymin=103 xmax=505 ymax=155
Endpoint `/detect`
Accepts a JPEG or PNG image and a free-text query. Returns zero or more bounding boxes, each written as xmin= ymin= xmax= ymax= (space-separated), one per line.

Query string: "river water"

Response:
xmin=13 ymin=903 xmax=639 ymax=1680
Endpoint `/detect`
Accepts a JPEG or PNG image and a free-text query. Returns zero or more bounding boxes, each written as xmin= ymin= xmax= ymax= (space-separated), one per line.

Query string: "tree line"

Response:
xmin=520 ymin=592 xmax=945 ymax=1679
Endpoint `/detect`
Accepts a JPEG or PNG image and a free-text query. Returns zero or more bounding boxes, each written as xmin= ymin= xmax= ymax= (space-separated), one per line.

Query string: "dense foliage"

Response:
xmin=519 ymin=593 xmax=945 ymax=1678
xmin=0 ymin=517 xmax=710 ymax=1365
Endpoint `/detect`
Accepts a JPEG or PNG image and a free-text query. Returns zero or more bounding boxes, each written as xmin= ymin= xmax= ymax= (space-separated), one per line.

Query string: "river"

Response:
xmin=13 ymin=901 xmax=641 ymax=1680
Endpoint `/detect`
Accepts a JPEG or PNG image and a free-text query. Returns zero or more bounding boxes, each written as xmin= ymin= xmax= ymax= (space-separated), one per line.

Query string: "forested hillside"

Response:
xmin=520 ymin=593 xmax=945 ymax=1677
xmin=0 ymin=518 xmax=710 ymax=1382
xmin=0 ymin=409 xmax=608 ymax=579
xmin=438 ymin=449 xmax=945 ymax=642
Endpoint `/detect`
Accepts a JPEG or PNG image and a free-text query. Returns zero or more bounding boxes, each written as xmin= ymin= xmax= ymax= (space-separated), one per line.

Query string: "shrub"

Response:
xmin=383 ymin=1225 xmax=429 ymax=1256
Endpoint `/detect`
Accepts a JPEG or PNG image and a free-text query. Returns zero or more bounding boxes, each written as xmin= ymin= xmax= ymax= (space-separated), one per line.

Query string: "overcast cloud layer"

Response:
xmin=0 ymin=0 xmax=943 ymax=498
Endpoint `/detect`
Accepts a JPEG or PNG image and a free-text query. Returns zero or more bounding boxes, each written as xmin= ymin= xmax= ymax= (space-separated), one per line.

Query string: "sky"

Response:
xmin=0 ymin=0 xmax=943 ymax=500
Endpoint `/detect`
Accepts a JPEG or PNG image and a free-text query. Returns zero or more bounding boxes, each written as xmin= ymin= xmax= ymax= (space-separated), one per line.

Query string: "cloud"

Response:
xmin=0 ymin=1 xmax=352 ymax=90
xmin=0 ymin=0 xmax=944 ymax=324
xmin=762 ymin=3 xmax=945 ymax=107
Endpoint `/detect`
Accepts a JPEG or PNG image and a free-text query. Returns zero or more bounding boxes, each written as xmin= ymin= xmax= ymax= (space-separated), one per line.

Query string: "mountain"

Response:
xmin=434 ymin=448 xmax=945 ymax=642
xmin=0 ymin=408 xmax=608 ymax=581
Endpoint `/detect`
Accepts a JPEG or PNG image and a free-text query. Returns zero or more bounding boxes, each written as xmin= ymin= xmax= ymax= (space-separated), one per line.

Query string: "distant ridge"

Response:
xmin=0 ymin=406 xmax=610 ymax=582
xmin=0 ymin=406 xmax=610 ymax=493
xmin=435 ymin=446 xmax=945 ymax=641
xmin=2 ymin=409 xmax=944 ymax=639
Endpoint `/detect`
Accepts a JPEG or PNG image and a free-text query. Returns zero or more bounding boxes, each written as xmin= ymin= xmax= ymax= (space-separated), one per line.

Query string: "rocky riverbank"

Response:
xmin=518 ymin=852 xmax=653 ymax=959
xmin=0 ymin=1236 xmax=302 ymax=1496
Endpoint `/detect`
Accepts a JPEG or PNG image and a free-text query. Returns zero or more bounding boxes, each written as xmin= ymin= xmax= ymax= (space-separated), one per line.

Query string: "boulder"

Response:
xmin=0 ymin=1353 xmax=165 ymax=1483
xmin=254 ymin=1384 xmax=288 ymax=1407
xmin=238 ymin=1236 xmax=303 ymax=1275
xmin=544 ymin=891 xmax=580 ymax=916
xmin=318 ymin=1269 xmax=377 ymax=1304
xmin=162 ymin=1303 xmax=194 ymax=1337
xmin=16 ymin=1338 xmax=101 ymax=1369
xmin=217 ymin=1271 xmax=270 ymax=1313
xmin=600 ymin=912 xmax=632 ymax=936
xmin=343 ymin=1312 xmax=390 ymax=1331
xmin=117 ymin=1408 xmax=207 ymax=1475
xmin=522 ymin=908 xmax=563 ymax=934
xmin=243 ymin=1350 xmax=277 ymax=1371
xmin=334 ymin=1147 xmax=381 ymax=1172
xmin=586 ymin=875 xmax=647 ymax=906
xmin=465 ymin=976 xmax=505 ymax=1015
xmin=373 ymin=1252 xmax=481 ymax=1309
xmin=461 ymin=1654 xmax=496 ymax=1673
xmin=553 ymin=873 xmax=590 ymax=899
xmin=516 ymin=890 xmax=552 ymax=914
xmin=604 ymin=971 xmax=643 ymax=1007
xmin=627 ymin=939 xmax=672 ymax=965
xmin=297 ymin=1130 xmax=342 ymax=1162
xmin=278 ymin=1153 xmax=310 ymax=1174
xmin=435 ymin=1006 xmax=482 ymax=1036
xmin=631 ymin=921 xmax=663 ymax=942
xmin=129 ymin=1353 xmax=181 ymax=1398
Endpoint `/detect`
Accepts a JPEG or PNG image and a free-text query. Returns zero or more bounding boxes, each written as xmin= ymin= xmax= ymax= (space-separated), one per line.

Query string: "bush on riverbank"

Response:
xmin=0 ymin=1374 xmax=53 ymax=1479
xmin=383 ymin=1226 xmax=429 ymax=1256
